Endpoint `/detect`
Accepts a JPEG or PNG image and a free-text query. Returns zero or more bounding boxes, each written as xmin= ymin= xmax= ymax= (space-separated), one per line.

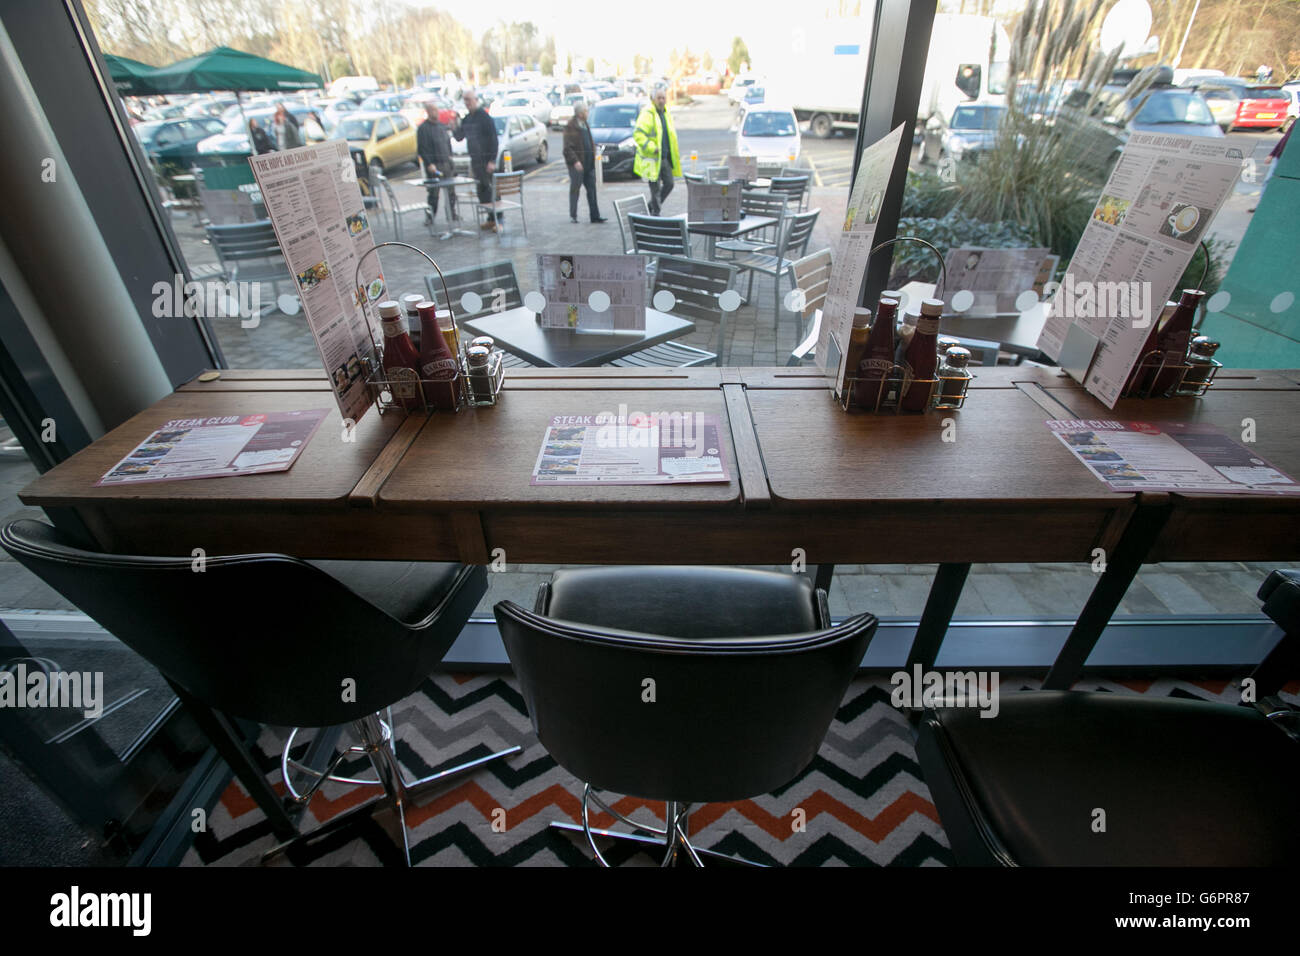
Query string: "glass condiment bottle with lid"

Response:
xmin=466 ymin=345 xmax=495 ymax=404
xmin=840 ymin=308 xmax=872 ymax=405
xmin=400 ymin=293 xmax=423 ymax=349
xmin=934 ymin=346 xmax=972 ymax=409
xmin=1177 ymin=335 xmax=1221 ymax=394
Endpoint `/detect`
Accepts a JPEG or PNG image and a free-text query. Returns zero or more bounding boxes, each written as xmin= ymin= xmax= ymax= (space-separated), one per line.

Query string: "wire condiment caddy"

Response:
xmin=352 ymin=241 xmax=504 ymax=415
xmin=836 ymin=236 xmax=973 ymax=413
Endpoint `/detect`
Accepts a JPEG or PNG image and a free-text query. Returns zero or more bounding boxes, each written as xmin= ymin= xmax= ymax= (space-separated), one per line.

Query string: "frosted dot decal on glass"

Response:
xmin=460 ymin=292 xmax=483 ymax=314
xmin=718 ymin=290 xmax=742 ymax=312
xmin=588 ymin=290 xmax=611 ymax=312
xmin=951 ymin=290 xmax=975 ymax=313
xmin=524 ymin=291 xmax=547 ymax=312
xmin=653 ymin=290 xmax=677 ymax=312
xmin=1015 ymin=290 xmax=1039 ymax=312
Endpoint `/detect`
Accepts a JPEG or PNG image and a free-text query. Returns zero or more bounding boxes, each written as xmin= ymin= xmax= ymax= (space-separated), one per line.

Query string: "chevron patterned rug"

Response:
xmin=182 ymin=674 xmax=1294 ymax=867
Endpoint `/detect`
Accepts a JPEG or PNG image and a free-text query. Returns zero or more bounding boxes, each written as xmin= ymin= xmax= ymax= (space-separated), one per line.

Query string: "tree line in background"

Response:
xmin=86 ymin=0 xmax=637 ymax=87
xmin=959 ymin=0 xmax=1300 ymax=80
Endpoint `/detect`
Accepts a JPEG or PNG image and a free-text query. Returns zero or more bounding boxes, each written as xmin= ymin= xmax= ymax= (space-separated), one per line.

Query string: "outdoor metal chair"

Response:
xmin=628 ymin=213 xmax=692 ymax=267
xmin=205 ymin=220 xmax=295 ymax=318
xmin=609 ymin=255 xmax=739 ymax=368
xmin=731 ymin=208 xmax=820 ymax=332
xmin=613 ymin=194 xmax=649 ymax=256
xmin=377 ymin=174 xmax=431 ymax=243
xmin=713 ymin=190 xmax=792 ymax=259
xmin=423 ymin=260 xmax=533 ymax=367
xmin=785 ymin=247 xmax=833 ymax=366
xmin=479 ymin=171 xmax=526 ymax=236
xmin=377 ymin=173 xmax=431 ymax=241
xmin=770 ymin=174 xmax=811 ymax=212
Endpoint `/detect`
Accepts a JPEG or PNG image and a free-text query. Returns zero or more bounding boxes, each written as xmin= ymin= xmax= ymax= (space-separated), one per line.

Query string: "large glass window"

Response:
xmin=72 ymin=0 xmax=1297 ymax=635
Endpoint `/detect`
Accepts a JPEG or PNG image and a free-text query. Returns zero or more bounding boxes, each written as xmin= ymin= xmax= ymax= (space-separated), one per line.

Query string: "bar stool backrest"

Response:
xmin=0 ymin=520 xmax=482 ymax=728
xmin=495 ymin=580 xmax=877 ymax=803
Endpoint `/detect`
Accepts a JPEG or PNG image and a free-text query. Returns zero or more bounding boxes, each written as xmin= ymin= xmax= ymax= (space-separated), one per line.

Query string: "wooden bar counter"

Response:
xmin=19 ymin=367 xmax=1298 ymax=572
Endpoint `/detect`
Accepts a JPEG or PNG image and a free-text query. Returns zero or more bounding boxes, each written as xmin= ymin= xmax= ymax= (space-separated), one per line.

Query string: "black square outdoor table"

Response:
xmin=671 ymin=212 xmax=779 ymax=259
xmin=458 ymin=306 xmax=696 ymax=367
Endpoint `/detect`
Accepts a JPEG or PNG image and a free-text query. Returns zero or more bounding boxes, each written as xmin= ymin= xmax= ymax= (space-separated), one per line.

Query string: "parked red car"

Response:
xmin=1234 ymin=87 xmax=1290 ymax=131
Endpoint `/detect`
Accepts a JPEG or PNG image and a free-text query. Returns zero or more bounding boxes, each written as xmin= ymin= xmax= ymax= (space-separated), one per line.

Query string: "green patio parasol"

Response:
xmin=146 ymin=46 xmax=322 ymax=94
xmin=103 ymin=53 xmax=163 ymax=96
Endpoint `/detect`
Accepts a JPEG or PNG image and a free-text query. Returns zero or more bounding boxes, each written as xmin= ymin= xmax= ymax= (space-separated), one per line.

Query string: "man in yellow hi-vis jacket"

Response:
xmin=633 ymin=85 xmax=682 ymax=215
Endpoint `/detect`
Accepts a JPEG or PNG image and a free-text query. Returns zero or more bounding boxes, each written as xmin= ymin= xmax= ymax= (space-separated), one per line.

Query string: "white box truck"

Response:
xmin=765 ymin=14 xmax=1011 ymax=139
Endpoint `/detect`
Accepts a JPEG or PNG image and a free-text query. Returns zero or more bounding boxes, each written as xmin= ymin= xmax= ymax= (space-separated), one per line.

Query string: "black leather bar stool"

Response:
xmin=494 ymin=566 xmax=878 ymax=866
xmin=914 ymin=569 xmax=1300 ymax=866
xmin=1 ymin=519 xmax=520 ymax=866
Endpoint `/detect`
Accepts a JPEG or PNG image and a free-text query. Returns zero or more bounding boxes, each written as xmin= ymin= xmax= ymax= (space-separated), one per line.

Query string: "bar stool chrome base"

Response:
xmin=263 ymin=712 xmax=521 ymax=866
xmin=549 ymin=784 xmax=766 ymax=867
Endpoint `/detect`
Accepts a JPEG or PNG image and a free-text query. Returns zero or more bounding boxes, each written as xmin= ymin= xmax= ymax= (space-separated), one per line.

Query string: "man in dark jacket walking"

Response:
xmin=417 ymin=102 xmax=457 ymax=224
xmin=248 ymin=117 xmax=275 ymax=155
xmin=562 ymin=102 xmax=607 ymax=224
xmin=453 ymin=90 xmax=501 ymax=230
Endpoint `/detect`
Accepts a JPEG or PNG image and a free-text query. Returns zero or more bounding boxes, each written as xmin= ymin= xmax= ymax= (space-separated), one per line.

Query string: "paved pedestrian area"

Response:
xmin=177 ymin=169 xmax=848 ymax=370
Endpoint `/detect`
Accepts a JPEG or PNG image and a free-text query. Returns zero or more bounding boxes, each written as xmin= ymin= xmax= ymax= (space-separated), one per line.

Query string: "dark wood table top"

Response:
xmin=20 ymin=367 xmax=1298 ymax=565
xmin=378 ymin=386 xmax=742 ymax=511
xmin=19 ymin=389 xmax=407 ymax=510
xmin=459 ymin=306 xmax=695 ymax=368
xmin=745 ymin=386 xmax=1126 ymax=510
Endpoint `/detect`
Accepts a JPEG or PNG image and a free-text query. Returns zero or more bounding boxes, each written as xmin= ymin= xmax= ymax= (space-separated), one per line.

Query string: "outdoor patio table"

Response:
xmin=457 ymin=306 xmax=695 ymax=367
xmin=401 ymin=175 xmax=478 ymax=240
xmin=670 ymin=212 xmax=779 ymax=260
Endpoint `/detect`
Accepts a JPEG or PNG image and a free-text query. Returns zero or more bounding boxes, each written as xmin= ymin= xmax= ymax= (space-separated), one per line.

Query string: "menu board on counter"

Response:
xmin=816 ymin=124 xmax=907 ymax=390
xmin=1047 ymin=419 xmax=1300 ymax=494
xmin=1037 ymin=133 xmax=1245 ymax=408
xmin=96 ymin=410 xmax=329 ymax=486
xmin=537 ymin=254 xmax=647 ymax=331
xmin=531 ymin=410 xmax=730 ymax=485
xmin=249 ymin=141 xmax=385 ymax=425
xmin=686 ymin=180 xmax=743 ymax=222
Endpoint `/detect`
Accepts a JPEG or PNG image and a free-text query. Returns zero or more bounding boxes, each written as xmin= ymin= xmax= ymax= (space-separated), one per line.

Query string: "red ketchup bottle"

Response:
xmin=379 ymin=300 xmax=424 ymax=411
xmin=899 ymin=297 xmax=942 ymax=412
xmin=1147 ymin=289 xmax=1206 ymax=397
xmin=416 ymin=300 xmax=461 ymax=411
xmin=854 ymin=295 xmax=899 ymax=410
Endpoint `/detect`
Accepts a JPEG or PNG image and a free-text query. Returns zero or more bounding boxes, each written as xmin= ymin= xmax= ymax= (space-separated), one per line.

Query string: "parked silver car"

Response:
xmin=451 ymin=108 xmax=549 ymax=169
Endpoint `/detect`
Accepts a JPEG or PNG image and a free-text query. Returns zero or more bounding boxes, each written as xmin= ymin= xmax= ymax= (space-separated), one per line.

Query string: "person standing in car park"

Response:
xmin=271 ymin=103 xmax=301 ymax=150
xmin=454 ymin=90 xmax=502 ymax=231
xmin=248 ymin=117 xmax=275 ymax=155
xmin=418 ymin=101 xmax=457 ymax=225
xmin=563 ymin=101 xmax=607 ymax=224
xmin=633 ymin=84 xmax=681 ymax=215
